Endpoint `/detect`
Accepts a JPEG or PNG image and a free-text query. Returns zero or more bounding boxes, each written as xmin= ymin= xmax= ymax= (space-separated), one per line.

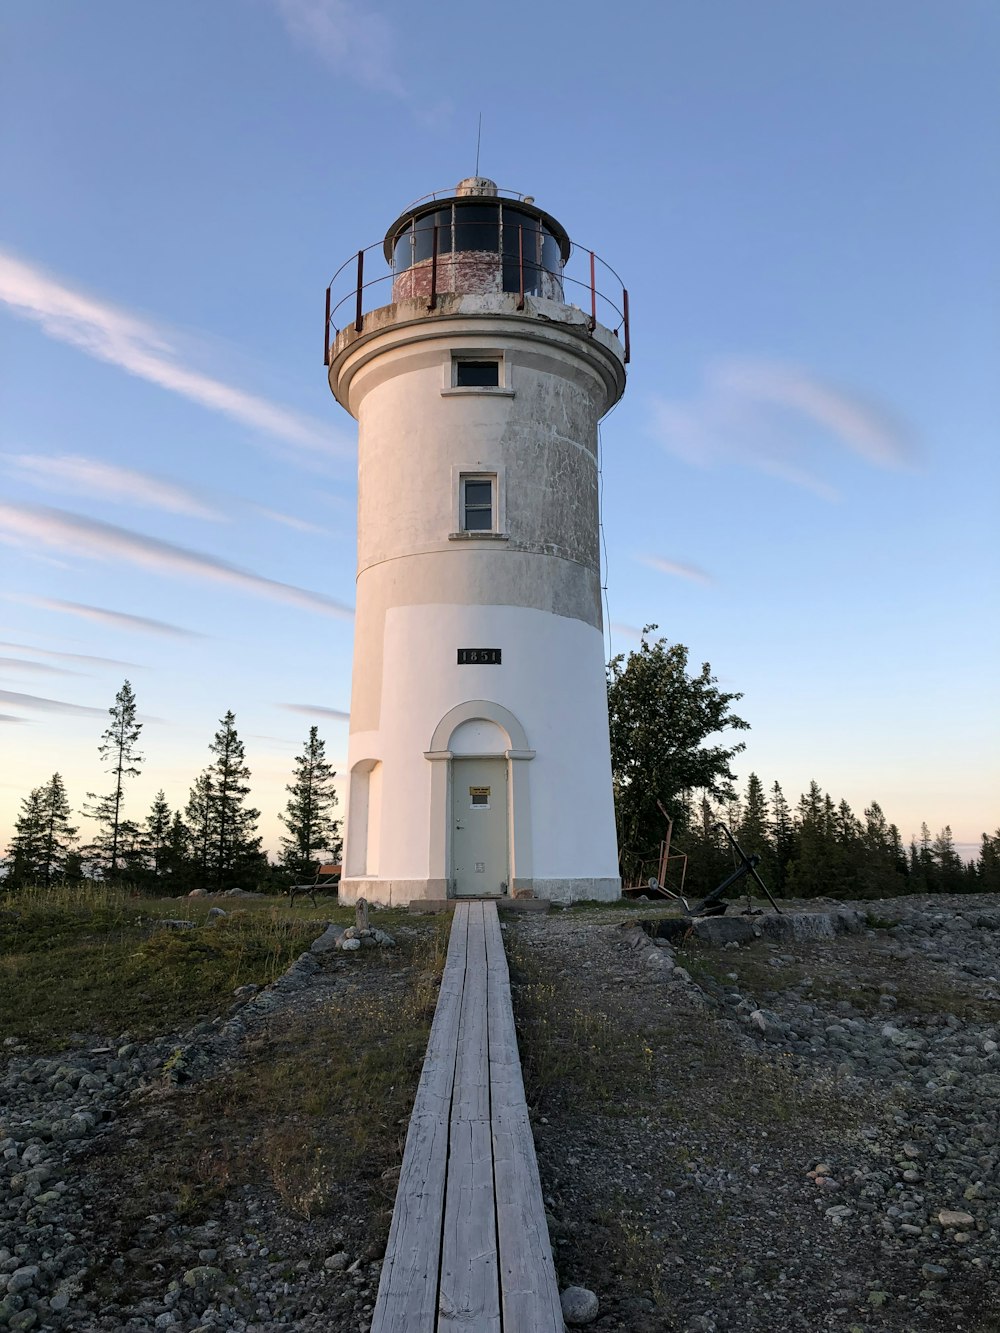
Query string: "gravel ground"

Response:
xmin=512 ymin=893 xmax=1000 ymax=1332
xmin=2 ymin=893 xmax=998 ymax=1332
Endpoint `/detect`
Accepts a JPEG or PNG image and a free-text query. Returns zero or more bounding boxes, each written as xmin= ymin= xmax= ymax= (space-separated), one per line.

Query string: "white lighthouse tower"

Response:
xmin=326 ymin=177 xmax=628 ymax=906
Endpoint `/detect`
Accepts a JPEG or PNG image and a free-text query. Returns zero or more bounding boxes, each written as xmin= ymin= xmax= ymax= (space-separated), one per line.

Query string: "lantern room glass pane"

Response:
xmin=454 ymin=204 xmax=500 ymax=254
xmin=413 ymin=209 xmax=452 ymax=265
xmin=392 ymin=225 xmax=413 ymax=274
xmin=502 ymin=208 xmax=545 ymax=295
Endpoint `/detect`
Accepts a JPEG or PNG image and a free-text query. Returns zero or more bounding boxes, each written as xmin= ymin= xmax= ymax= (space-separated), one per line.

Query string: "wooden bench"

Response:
xmin=287 ymin=863 xmax=341 ymax=906
xmin=371 ymin=900 xmax=562 ymax=1332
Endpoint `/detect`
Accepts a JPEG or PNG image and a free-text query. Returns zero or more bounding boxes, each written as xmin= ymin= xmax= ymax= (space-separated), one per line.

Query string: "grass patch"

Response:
xmin=116 ymin=920 xmax=449 ymax=1230
xmin=507 ymin=935 xmax=658 ymax=1114
xmin=0 ymin=882 xmax=383 ymax=1050
xmin=676 ymin=936 xmax=995 ymax=1023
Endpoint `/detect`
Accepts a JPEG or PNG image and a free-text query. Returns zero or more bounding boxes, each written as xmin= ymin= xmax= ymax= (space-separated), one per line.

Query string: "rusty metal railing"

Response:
xmin=324 ymin=222 xmax=629 ymax=368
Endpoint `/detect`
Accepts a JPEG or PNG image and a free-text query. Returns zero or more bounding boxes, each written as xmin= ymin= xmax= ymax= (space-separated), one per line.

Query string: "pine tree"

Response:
xmin=769 ymin=781 xmax=796 ymax=896
xmin=859 ymin=801 xmax=908 ymax=897
xmin=788 ymin=781 xmax=838 ymax=898
xmin=678 ymin=795 xmax=731 ymax=899
xmin=278 ymin=726 xmax=341 ymax=882
xmin=974 ymin=829 xmax=1000 ymax=892
xmin=736 ymin=774 xmax=771 ymax=858
xmin=164 ymin=811 xmax=193 ymax=884
xmin=84 ymin=680 xmax=143 ymax=878
xmin=185 ymin=771 xmax=216 ymax=885
xmin=207 ymin=711 xmax=263 ymax=888
xmin=144 ymin=790 xmax=173 ymax=881
xmin=5 ymin=786 xmax=47 ymax=888
xmin=38 ymin=774 xmax=78 ymax=888
xmin=931 ymin=825 xmax=965 ymax=892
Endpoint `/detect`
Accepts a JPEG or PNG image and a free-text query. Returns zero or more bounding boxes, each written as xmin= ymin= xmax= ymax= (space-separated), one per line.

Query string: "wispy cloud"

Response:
xmin=637 ymin=555 xmax=714 ymax=585
xmin=650 ymin=359 xmax=915 ymax=499
xmin=0 ymin=714 xmax=27 ymax=725
xmin=251 ymin=505 xmax=328 ymax=535
xmin=4 ymin=453 xmax=223 ymax=519
xmin=280 ymin=702 xmax=351 ymax=720
xmin=0 ymin=504 xmax=355 ymax=620
xmin=0 ymin=656 xmax=81 ymax=677
xmin=19 ymin=597 xmax=202 ymax=639
xmin=272 ymin=0 xmax=406 ymax=96
xmin=0 ymin=251 xmax=344 ymax=455
xmin=0 ymin=689 xmax=106 ymax=717
xmin=0 ymin=639 xmax=139 ymax=668
xmin=609 ymin=621 xmax=644 ymax=643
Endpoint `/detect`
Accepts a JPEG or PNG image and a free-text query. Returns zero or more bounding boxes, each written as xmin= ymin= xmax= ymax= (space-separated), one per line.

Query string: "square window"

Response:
xmin=462 ymin=476 xmax=494 ymax=532
xmin=454 ymin=358 xmax=500 ymax=388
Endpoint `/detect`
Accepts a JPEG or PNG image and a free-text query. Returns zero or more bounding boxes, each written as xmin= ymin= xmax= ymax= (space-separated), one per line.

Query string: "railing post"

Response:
xmin=517 ymin=226 xmax=525 ymax=311
xmin=354 ymin=250 xmax=364 ymax=334
xmin=622 ymin=288 xmax=630 ymax=364
xmin=323 ymin=286 xmax=331 ymax=366
xmin=428 ymin=224 xmax=439 ymax=311
xmin=589 ymin=250 xmax=597 ymax=331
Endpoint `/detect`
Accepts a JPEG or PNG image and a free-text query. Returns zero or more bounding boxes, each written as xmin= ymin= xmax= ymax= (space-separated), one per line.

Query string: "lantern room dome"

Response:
xmin=383 ymin=180 xmax=571 ymax=304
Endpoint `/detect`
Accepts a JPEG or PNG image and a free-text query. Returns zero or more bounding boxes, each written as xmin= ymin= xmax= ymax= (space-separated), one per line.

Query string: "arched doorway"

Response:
xmin=425 ymin=700 xmax=535 ymax=898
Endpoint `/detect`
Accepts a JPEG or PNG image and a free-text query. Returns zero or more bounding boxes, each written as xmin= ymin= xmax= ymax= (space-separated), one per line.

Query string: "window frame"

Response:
xmin=450 ymin=465 xmax=507 ymax=541
xmin=442 ymin=349 xmax=513 ymax=397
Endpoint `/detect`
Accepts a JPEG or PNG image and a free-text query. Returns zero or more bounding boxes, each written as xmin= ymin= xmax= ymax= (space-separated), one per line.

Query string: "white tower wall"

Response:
xmin=329 ymin=213 xmax=626 ymax=906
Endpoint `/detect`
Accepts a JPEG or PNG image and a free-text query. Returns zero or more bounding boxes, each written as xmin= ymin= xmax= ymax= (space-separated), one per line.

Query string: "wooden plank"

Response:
xmin=484 ymin=904 xmax=564 ymax=1332
xmin=370 ymin=906 xmax=470 ymax=1333
xmin=437 ymin=1117 xmax=500 ymax=1332
xmin=438 ymin=902 xmax=499 ymax=1329
xmin=491 ymin=1108 xmax=564 ymax=1332
xmin=370 ymin=1112 xmax=450 ymax=1333
xmin=451 ymin=902 xmax=490 ymax=1123
xmin=413 ymin=904 xmax=469 ymax=1117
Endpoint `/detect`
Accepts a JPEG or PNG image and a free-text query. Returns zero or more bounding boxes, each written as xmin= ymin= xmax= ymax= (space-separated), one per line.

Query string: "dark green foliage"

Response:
xmin=278 ymin=726 xmax=341 ymax=883
xmin=6 ymin=774 xmax=79 ymax=889
xmin=206 ymin=711 xmax=264 ymax=889
xmin=84 ymin=680 xmax=143 ymax=879
xmin=974 ymin=830 xmax=1000 ymax=892
xmin=607 ymin=627 xmax=750 ymax=884
xmin=769 ymin=781 xmax=796 ymax=895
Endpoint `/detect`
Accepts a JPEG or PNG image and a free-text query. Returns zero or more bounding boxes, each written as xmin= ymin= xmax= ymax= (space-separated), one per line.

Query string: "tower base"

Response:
xmin=338 ymin=876 xmax=620 ymax=908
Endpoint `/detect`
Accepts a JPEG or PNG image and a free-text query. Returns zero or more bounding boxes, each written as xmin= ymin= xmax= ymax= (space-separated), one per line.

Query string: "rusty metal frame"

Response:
xmin=325 ymin=226 xmax=632 ymax=361
xmin=427 ymin=224 xmax=439 ymax=311
xmin=354 ymin=251 xmax=365 ymax=333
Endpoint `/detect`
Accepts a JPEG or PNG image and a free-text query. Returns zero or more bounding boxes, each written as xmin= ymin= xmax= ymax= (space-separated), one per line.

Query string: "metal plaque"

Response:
xmin=457 ymin=648 xmax=501 ymax=665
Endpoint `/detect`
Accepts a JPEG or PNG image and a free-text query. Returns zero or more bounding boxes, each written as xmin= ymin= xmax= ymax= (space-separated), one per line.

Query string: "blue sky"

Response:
xmin=1 ymin=0 xmax=997 ymax=862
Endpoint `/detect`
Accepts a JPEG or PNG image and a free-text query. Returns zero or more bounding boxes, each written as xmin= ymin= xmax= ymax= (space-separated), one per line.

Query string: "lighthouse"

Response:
xmin=326 ymin=177 xmax=628 ymax=906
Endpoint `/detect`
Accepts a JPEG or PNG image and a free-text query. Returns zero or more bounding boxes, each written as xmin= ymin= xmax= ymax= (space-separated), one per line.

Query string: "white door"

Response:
xmin=452 ymin=757 xmax=508 ymax=897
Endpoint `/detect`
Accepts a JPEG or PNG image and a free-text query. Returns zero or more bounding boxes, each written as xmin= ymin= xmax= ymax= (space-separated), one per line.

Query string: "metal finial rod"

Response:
xmin=475 ymin=113 xmax=482 ymax=176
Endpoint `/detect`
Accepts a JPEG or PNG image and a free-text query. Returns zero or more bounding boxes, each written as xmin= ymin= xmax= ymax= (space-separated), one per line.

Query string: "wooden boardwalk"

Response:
xmin=370 ymin=901 xmax=563 ymax=1333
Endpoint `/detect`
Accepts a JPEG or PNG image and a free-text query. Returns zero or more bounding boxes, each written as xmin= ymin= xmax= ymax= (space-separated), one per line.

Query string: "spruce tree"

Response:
xmin=975 ymin=829 xmax=1000 ymax=892
xmin=144 ymin=790 xmax=173 ymax=882
xmin=38 ymin=774 xmax=78 ymax=888
xmin=278 ymin=726 xmax=341 ymax=883
xmin=5 ymin=786 xmax=47 ymax=888
xmin=164 ymin=810 xmax=193 ymax=884
xmin=185 ymin=771 xmax=216 ymax=885
xmin=207 ymin=711 xmax=263 ymax=888
xmin=769 ymin=781 xmax=796 ymax=896
xmin=931 ymin=825 xmax=965 ymax=892
xmin=736 ymin=774 xmax=771 ymax=858
xmin=85 ymin=680 xmax=143 ymax=878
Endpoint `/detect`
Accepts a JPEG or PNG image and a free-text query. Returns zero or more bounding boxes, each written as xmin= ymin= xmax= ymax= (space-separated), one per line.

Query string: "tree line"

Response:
xmin=607 ymin=627 xmax=999 ymax=900
xmin=4 ymin=639 xmax=997 ymax=901
xmin=2 ymin=681 xmax=341 ymax=892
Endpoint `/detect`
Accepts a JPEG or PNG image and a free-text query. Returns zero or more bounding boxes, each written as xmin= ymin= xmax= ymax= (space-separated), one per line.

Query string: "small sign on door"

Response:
xmin=470 ymin=786 xmax=490 ymax=809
